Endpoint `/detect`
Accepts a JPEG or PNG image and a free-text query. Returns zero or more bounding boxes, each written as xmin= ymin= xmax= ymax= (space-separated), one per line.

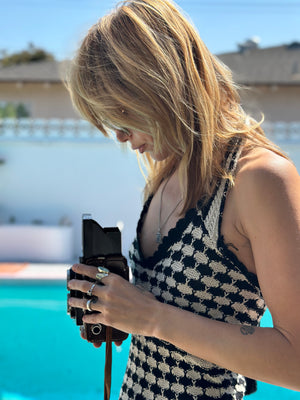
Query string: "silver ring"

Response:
xmin=96 ymin=272 xmax=109 ymax=281
xmin=86 ymin=299 xmax=93 ymax=312
xmin=97 ymin=266 xmax=109 ymax=274
xmin=87 ymin=282 xmax=97 ymax=296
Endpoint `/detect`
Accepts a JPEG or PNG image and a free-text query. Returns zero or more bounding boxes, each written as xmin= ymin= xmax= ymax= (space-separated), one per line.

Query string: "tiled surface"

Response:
xmin=0 ymin=262 xmax=69 ymax=281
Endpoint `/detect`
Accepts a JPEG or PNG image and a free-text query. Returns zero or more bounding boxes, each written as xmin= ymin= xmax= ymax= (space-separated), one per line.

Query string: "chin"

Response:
xmin=149 ymin=150 xmax=170 ymax=162
xmin=150 ymin=154 xmax=167 ymax=162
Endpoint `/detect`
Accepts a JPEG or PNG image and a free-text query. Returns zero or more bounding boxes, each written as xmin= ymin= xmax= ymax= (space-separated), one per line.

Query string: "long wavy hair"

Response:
xmin=66 ymin=0 xmax=287 ymax=213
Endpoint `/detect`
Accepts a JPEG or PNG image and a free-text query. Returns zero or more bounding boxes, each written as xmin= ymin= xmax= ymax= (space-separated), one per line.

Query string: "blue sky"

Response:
xmin=1 ymin=0 xmax=300 ymax=60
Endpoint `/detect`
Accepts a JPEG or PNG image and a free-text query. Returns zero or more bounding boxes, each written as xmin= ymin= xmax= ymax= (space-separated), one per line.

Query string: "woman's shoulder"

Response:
xmin=232 ymin=144 xmax=300 ymax=227
xmin=230 ymin=144 xmax=300 ymax=328
xmin=236 ymin=145 xmax=299 ymax=191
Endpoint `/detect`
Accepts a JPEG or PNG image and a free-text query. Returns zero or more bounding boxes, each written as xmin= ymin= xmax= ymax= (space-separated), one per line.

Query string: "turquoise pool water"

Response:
xmin=0 ymin=283 xmax=299 ymax=400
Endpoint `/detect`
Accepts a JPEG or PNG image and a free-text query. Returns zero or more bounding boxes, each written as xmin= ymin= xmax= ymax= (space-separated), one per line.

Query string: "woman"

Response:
xmin=67 ymin=0 xmax=300 ymax=398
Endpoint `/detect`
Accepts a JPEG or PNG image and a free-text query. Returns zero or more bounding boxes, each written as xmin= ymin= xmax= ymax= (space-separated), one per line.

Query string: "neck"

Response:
xmin=156 ymin=171 xmax=183 ymax=244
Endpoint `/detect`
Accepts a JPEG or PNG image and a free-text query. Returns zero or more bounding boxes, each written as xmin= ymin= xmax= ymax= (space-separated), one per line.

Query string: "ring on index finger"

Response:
xmin=87 ymin=282 xmax=97 ymax=296
xmin=96 ymin=266 xmax=109 ymax=282
xmin=98 ymin=266 xmax=109 ymax=274
xmin=96 ymin=272 xmax=109 ymax=281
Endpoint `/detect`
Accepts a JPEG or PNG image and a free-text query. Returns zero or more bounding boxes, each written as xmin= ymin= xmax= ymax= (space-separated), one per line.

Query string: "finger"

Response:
xmin=68 ymin=279 xmax=102 ymax=297
xmin=82 ymin=312 xmax=105 ymax=325
xmin=68 ymin=296 xmax=100 ymax=312
xmin=114 ymin=341 xmax=123 ymax=347
xmin=72 ymin=263 xmax=111 ymax=284
xmin=93 ymin=342 xmax=103 ymax=348
xmin=72 ymin=263 xmax=99 ymax=279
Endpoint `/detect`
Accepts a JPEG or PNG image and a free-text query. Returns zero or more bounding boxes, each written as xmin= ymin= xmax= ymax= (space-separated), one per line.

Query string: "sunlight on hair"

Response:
xmin=65 ymin=0 xmax=288 ymax=212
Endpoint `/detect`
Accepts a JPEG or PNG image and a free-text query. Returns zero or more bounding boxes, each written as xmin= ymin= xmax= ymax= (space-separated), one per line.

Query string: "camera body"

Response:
xmin=67 ymin=214 xmax=129 ymax=342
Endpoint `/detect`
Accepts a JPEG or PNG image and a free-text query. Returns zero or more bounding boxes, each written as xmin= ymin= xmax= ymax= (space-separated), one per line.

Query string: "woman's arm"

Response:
xmin=152 ymin=153 xmax=300 ymax=390
xmin=69 ymin=152 xmax=300 ymax=391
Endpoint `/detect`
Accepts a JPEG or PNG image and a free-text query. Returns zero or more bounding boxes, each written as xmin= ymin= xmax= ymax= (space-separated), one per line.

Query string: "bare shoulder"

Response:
xmin=238 ymin=146 xmax=298 ymax=183
xmin=232 ymin=146 xmax=300 ymax=333
xmin=235 ymin=146 xmax=300 ymax=211
xmin=231 ymin=145 xmax=300 ymax=256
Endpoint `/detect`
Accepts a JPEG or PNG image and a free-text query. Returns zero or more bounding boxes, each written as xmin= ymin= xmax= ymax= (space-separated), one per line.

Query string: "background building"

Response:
xmin=1 ymin=41 xmax=299 ymax=122
xmin=218 ymin=40 xmax=300 ymax=122
xmin=0 ymin=60 xmax=76 ymax=119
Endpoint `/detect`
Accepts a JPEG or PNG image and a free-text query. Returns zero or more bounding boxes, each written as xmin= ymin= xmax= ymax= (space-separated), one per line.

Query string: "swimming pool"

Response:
xmin=0 ymin=282 xmax=299 ymax=400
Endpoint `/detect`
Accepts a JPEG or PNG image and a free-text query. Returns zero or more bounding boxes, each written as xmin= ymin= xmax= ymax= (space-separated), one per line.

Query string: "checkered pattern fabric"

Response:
xmin=119 ymin=145 xmax=266 ymax=400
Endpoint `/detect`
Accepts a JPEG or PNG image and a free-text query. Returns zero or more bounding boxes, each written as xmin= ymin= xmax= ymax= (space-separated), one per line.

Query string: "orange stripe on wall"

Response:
xmin=0 ymin=263 xmax=29 ymax=273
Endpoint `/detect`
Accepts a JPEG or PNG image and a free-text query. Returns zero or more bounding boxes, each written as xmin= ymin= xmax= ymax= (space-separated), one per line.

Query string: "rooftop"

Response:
xmin=218 ymin=42 xmax=300 ymax=85
xmin=0 ymin=60 xmax=67 ymax=83
xmin=0 ymin=42 xmax=299 ymax=86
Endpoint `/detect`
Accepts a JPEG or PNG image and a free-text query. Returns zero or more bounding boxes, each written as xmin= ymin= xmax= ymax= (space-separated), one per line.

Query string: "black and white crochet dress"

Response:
xmin=119 ymin=145 xmax=266 ymax=400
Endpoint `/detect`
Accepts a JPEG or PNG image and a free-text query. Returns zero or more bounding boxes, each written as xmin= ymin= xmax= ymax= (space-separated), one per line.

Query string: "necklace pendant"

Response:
xmin=156 ymin=229 xmax=162 ymax=244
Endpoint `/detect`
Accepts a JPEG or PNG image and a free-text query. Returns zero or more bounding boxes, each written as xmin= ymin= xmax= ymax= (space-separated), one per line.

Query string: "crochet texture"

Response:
xmin=119 ymin=146 xmax=266 ymax=400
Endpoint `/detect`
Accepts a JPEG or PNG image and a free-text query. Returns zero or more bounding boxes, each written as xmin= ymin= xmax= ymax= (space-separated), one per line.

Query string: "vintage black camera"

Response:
xmin=67 ymin=214 xmax=129 ymax=342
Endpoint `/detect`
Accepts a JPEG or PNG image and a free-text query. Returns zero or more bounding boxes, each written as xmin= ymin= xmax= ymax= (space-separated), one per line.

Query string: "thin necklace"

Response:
xmin=156 ymin=176 xmax=183 ymax=244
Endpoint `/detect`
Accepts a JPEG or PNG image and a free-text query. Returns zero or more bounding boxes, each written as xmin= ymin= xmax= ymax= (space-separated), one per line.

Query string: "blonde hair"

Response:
xmin=66 ymin=0 xmax=287 ymax=213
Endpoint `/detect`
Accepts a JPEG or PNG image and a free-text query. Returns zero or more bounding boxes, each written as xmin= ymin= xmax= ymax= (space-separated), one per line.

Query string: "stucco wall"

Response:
xmin=240 ymin=85 xmax=300 ymax=122
xmin=0 ymin=136 xmax=145 ymax=262
xmin=0 ymin=82 xmax=78 ymax=119
xmin=1 ymin=81 xmax=299 ymax=122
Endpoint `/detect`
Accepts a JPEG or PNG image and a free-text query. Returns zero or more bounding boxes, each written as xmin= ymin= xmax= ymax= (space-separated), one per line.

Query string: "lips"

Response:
xmin=133 ymin=144 xmax=146 ymax=154
xmin=138 ymin=144 xmax=146 ymax=154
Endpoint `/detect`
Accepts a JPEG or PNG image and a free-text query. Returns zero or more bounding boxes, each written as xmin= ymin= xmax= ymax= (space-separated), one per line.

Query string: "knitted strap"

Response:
xmin=204 ymin=141 xmax=243 ymax=243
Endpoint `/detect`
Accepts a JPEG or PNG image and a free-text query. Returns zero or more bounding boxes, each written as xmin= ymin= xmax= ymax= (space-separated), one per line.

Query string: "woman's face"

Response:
xmin=115 ymin=129 xmax=169 ymax=162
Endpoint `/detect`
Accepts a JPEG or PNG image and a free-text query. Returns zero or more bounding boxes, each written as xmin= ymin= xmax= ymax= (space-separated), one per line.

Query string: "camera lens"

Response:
xmin=91 ymin=324 xmax=102 ymax=335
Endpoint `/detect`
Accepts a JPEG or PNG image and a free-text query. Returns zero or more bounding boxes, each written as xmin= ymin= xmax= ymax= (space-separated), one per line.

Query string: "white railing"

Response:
xmin=0 ymin=118 xmax=300 ymax=143
xmin=263 ymin=121 xmax=300 ymax=143
xmin=0 ymin=118 xmax=107 ymax=143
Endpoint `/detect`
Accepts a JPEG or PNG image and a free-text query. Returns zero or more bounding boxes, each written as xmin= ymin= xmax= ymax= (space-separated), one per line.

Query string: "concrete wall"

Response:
xmin=0 ymin=82 xmax=78 ymax=119
xmin=0 ymin=134 xmax=145 ymax=262
xmin=241 ymin=85 xmax=300 ymax=122
xmin=2 ymin=81 xmax=299 ymax=123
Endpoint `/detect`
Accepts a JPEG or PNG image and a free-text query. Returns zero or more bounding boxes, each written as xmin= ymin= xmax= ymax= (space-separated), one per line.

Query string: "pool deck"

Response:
xmin=0 ymin=262 xmax=70 ymax=282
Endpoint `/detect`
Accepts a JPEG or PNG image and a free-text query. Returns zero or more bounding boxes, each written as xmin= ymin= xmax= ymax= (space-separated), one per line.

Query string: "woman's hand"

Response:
xmin=68 ymin=263 xmax=159 ymax=338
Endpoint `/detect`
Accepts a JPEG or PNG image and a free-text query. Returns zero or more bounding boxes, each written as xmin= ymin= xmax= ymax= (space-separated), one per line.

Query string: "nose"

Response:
xmin=115 ymin=130 xmax=131 ymax=143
